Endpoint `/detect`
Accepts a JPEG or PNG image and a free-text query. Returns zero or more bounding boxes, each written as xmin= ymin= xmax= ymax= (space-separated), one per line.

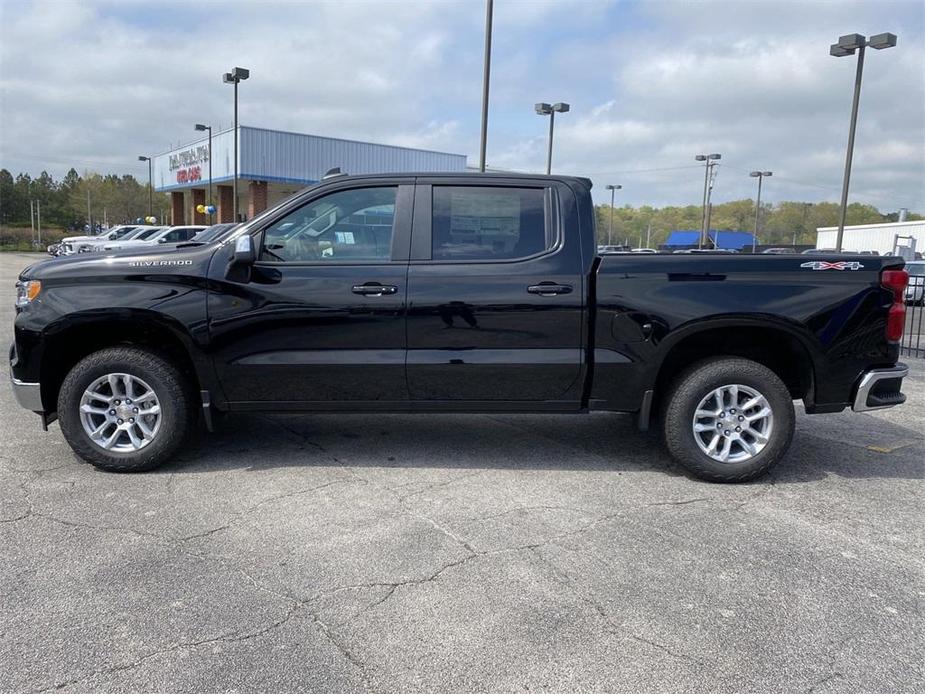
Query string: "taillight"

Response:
xmin=882 ymin=269 xmax=908 ymax=343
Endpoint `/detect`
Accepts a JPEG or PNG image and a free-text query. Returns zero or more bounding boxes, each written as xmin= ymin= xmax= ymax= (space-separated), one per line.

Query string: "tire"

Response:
xmin=57 ymin=347 xmax=195 ymax=472
xmin=662 ymin=357 xmax=795 ymax=483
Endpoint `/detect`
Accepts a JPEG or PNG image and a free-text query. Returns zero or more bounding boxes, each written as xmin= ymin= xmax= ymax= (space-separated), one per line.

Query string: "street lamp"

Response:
xmin=535 ymin=102 xmax=570 ymax=175
xmin=695 ymin=153 xmax=721 ymax=248
xmin=605 ymin=184 xmax=622 ymax=246
xmin=829 ymin=31 xmax=897 ymax=251
xmin=478 ymin=0 xmax=493 ymax=172
xmin=137 ymin=155 xmax=153 ymax=217
xmin=223 ymin=66 xmax=250 ymax=221
xmin=749 ymin=171 xmax=772 ymax=253
xmin=194 ymin=123 xmax=213 ymax=222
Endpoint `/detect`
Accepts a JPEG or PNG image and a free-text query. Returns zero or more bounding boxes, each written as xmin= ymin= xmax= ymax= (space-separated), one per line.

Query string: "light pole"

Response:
xmin=223 ymin=66 xmax=250 ymax=221
xmin=195 ymin=124 xmax=213 ymax=222
xmin=749 ymin=171 xmax=772 ymax=253
xmin=695 ymin=153 xmax=721 ymax=248
xmin=535 ymin=102 xmax=570 ymax=175
xmin=830 ymin=32 xmax=897 ymax=251
xmin=478 ymin=0 xmax=493 ymax=172
xmin=605 ymin=184 xmax=622 ymax=245
xmin=137 ymin=155 xmax=153 ymax=217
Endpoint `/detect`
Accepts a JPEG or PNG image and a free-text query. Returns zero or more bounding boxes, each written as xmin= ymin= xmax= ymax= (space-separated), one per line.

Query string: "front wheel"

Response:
xmin=57 ymin=347 xmax=195 ymax=472
xmin=662 ymin=357 xmax=795 ymax=482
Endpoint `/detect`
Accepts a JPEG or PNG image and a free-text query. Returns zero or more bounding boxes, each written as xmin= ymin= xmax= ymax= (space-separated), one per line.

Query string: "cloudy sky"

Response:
xmin=1 ymin=0 xmax=922 ymax=210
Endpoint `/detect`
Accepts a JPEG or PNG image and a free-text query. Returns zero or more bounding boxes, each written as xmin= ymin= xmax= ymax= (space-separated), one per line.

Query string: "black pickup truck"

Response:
xmin=10 ymin=173 xmax=910 ymax=481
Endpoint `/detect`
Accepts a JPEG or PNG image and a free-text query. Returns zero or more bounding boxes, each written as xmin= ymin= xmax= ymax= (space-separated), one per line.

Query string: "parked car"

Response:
xmin=906 ymin=261 xmax=925 ymax=305
xmin=98 ymin=225 xmax=206 ymax=252
xmin=55 ymin=225 xmax=141 ymax=256
xmin=761 ymin=248 xmax=792 ymax=255
xmin=674 ymin=248 xmax=738 ymax=254
xmin=10 ymin=172 xmax=909 ymax=483
xmin=75 ymin=226 xmax=165 ymax=253
xmin=632 ymin=248 xmax=658 ymax=254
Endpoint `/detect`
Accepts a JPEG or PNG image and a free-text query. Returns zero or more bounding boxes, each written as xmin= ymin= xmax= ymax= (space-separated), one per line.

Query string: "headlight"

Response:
xmin=15 ymin=280 xmax=42 ymax=307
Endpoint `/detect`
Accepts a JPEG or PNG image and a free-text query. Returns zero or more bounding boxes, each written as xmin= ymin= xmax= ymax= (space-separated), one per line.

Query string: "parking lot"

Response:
xmin=1 ymin=251 xmax=922 ymax=693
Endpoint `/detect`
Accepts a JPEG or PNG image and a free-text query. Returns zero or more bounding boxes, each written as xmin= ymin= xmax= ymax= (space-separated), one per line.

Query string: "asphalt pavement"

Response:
xmin=1 ymin=252 xmax=922 ymax=693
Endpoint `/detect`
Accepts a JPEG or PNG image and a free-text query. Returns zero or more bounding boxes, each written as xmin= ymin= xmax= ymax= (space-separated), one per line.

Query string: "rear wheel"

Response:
xmin=662 ymin=357 xmax=795 ymax=482
xmin=58 ymin=347 xmax=195 ymax=472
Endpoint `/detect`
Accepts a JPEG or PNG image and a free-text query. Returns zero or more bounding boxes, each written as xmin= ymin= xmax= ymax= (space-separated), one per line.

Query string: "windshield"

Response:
xmin=112 ymin=226 xmax=138 ymax=239
xmin=123 ymin=228 xmax=152 ymax=240
xmin=193 ymin=223 xmax=238 ymax=243
xmin=134 ymin=227 xmax=162 ymax=240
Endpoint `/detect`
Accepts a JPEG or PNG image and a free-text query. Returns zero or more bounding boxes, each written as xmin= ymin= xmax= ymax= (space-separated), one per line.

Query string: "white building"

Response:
xmin=816 ymin=220 xmax=925 ymax=257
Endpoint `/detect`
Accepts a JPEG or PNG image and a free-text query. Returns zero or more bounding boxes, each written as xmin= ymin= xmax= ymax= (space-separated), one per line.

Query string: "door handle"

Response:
xmin=527 ymin=283 xmax=573 ymax=296
xmin=352 ymin=283 xmax=398 ymax=296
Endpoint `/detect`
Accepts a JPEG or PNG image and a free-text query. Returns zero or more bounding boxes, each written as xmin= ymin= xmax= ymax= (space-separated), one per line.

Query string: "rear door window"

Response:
xmin=431 ymin=186 xmax=550 ymax=261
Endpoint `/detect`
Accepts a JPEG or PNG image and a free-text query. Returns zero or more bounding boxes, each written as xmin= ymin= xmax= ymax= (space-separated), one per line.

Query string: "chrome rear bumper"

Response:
xmin=852 ymin=364 xmax=908 ymax=412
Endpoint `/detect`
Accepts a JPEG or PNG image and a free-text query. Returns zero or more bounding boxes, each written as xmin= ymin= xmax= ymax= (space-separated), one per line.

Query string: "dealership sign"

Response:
xmin=170 ymin=145 xmax=209 ymax=184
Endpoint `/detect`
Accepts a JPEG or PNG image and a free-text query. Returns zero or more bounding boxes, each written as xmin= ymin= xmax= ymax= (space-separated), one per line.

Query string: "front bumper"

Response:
xmin=852 ymin=364 xmax=908 ymax=412
xmin=11 ymin=374 xmax=43 ymax=411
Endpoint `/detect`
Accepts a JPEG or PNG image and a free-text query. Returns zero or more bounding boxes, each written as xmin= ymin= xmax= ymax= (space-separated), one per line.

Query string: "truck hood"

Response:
xmin=18 ymin=242 xmax=219 ymax=281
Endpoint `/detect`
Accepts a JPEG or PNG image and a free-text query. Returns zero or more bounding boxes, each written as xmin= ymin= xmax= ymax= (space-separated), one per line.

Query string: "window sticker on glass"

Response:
xmin=432 ymin=187 xmax=547 ymax=261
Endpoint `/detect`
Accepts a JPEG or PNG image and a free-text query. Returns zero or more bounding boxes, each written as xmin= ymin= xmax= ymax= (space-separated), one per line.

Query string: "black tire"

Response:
xmin=662 ymin=357 xmax=795 ymax=483
xmin=57 ymin=347 xmax=195 ymax=472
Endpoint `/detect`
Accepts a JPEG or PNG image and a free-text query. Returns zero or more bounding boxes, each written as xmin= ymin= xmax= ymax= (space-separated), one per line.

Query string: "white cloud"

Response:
xmin=0 ymin=0 xmax=921 ymax=211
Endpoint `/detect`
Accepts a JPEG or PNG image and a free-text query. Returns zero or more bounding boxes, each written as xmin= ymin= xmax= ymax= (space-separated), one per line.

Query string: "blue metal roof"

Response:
xmin=666 ymin=230 xmax=757 ymax=249
xmin=153 ymin=125 xmax=467 ymax=192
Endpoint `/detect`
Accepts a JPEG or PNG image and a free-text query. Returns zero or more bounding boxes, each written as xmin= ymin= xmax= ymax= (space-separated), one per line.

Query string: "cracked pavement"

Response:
xmin=1 ymin=252 xmax=923 ymax=693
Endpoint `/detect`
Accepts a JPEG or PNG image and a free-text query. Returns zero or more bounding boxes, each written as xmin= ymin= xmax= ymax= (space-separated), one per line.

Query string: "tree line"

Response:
xmin=0 ymin=168 xmax=170 ymax=230
xmin=594 ymin=199 xmax=922 ymax=248
xmin=0 ymin=167 xmax=920 ymax=247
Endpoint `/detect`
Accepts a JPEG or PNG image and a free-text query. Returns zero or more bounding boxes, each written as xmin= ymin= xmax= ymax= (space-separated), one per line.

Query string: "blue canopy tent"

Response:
xmin=664 ymin=230 xmax=757 ymax=250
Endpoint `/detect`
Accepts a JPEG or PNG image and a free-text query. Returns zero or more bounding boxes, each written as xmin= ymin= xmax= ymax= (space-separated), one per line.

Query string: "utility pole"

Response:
xmin=705 ymin=203 xmax=714 ymax=248
xmin=605 ymin=184 xmax=621 ymax=245
xmin=749 ymin=171 xmax=772 ymax=253
xmin=646 ymin=223 xmax=652 ymax=248
xmin=86 ymin=189 xmax=91 ymax=232
xmin=478 ymin=0 xmax=493 ymax=172
xmin=37 ymin=200 xmax=41 ymax=245
xmin=30 ymin=200 xmax=35 ymax=242
xmin=695 ymin=153 xmax=721 ymax=248
xmin=704 ymin=171 xmax=718 ymax=247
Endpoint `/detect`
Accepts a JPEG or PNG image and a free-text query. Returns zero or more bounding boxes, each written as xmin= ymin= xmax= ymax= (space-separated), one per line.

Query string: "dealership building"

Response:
xmin=151 ymin=126 xmax=467 ymax=224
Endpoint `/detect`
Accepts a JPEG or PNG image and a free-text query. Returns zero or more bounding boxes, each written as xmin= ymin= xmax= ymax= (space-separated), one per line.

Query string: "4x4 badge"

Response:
xmin=800 ymin=260 xmax=864 ymax=271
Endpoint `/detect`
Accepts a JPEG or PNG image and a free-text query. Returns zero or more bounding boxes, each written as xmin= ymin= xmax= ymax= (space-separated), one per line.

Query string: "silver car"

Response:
xmin=906 ymin=261 xmax=925 ymax=305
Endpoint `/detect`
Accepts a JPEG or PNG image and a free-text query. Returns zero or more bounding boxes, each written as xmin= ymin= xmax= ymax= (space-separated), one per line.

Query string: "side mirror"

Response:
xmin=233 ymin=234 xmax=256 ymax=265
xmin=157 ymin=237 xmax=167 ymax=244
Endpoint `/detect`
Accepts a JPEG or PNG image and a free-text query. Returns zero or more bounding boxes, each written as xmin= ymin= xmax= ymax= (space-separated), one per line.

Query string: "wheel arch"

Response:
xmin=651 ymin=318 xmax=818 ymax=412
xmin=39 ymin=310 xmax=204 ymax=413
